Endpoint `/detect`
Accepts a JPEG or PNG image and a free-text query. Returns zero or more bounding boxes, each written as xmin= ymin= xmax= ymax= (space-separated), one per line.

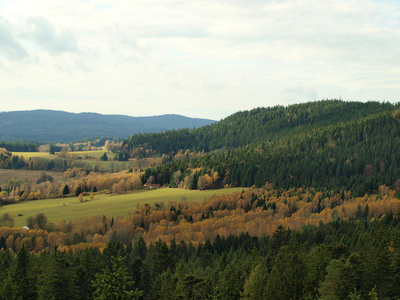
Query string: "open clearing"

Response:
xmin=12 ymin=152 xmax=55 ymax=159
xmin=71 ymin=150 xmax=108 ymax=159
xmin=11 ymin=150 xmax=110 ymax=160
xmin=1 ymin=187 xmax=247 ymax=227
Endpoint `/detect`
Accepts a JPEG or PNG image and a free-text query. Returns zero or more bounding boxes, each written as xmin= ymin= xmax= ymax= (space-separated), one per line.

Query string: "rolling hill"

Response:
xmin=0 ymin=110 xmax=216 ymax=143
xmin=124 ymin=100 xmax=395 ymax=153
xmin=127 ymin=100 xmax=400 ymax=196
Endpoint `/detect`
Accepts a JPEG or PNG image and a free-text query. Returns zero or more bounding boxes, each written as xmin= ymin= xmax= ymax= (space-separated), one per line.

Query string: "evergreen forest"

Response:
xmin=131 ymin=100 xmax=400 ymax=196
xmin=1 ymin=216 xmax=400 ymax=299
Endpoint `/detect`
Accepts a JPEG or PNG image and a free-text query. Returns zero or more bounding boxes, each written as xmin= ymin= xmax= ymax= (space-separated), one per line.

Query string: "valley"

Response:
xmin=1 ymin=100 xmax=400 ymax=299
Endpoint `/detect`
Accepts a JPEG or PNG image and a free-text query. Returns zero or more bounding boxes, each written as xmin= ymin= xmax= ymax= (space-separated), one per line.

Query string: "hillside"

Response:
xmin=0 ymin=110 xmax=216 ymax=143
xmin=128 ymin=100 xmax=400 ymax=196
xmin=125 ymin=100 xmax=394 ymax=153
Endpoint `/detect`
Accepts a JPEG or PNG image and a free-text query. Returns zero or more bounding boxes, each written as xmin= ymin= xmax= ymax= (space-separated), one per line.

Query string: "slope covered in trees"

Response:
xmin=125 ymin=100 xmax=395 ymax=154
xmin=130 ymin=100 xmax=400 ymax=196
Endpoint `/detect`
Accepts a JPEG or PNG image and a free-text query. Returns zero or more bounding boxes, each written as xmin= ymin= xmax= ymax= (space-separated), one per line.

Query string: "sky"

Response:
xmin=0 ymin=0 xmax=399 ymax=120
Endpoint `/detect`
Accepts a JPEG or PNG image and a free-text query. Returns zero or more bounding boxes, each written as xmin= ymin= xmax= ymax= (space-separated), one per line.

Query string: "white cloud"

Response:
xmin=0 ymin=0 xmax=399 ymax=120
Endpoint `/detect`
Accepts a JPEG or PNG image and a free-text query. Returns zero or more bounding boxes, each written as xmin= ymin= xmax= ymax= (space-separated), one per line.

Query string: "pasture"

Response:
xmin=13 ymin=152 xmax=55 ymax=160
xmin=75 ymin=150 xmax=108 ymax=159
xmin=11 ymin=150 xmax=109 ymax=160
xmin=1 ymin=187 xmax=247 ymax=227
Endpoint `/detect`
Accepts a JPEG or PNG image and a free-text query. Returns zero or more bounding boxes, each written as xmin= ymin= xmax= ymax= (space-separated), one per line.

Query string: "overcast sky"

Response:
xmin=0 ymin=0 xmax=399 ymax=120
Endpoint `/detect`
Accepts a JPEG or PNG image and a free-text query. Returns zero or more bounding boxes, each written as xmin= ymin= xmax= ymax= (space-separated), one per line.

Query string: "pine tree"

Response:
xmin=302 ymin=244 xmax=332 ymax=299
xmin=334 ymin=253 xmax=365 ymax=299
xmin=100 ymin=152 xmax=108 ymax=161
xmin=92 ymin=255 xmax=141 ymax=300
xmin=62 ymin=184 xmax=69 ymax=195
xmin=318 ymin=259 xmax=341 ymax=300
xmin=266 ymin=243 xmax=305 ymax=299
xmin=213 ymin=262 xmax=246 ymax=300
xmin=15 ymin=244 xmax=36 ymax=299
xmin=0 ymin=272 xmax=18 ymax=300
xmin=37 ymin=248 xmax=78 ymax=300
xmin=241 ymin=263 xmax=269 ymax=300
xmin=74 ymin=248 xmax=102 ymax=300
xmin=75 ymin=186 xmax=82 ymax=197
xmin=0 ymin=236 xmax=5 ymax=251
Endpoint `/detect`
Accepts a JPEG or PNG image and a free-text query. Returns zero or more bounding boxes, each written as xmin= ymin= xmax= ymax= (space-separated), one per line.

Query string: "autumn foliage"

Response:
xmin=1 ymin=185 xmax=400 ymax=253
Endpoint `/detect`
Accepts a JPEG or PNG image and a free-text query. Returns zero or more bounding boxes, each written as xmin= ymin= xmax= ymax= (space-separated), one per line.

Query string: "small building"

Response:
xmin=143 ymin=183 xmax=162 ymax=189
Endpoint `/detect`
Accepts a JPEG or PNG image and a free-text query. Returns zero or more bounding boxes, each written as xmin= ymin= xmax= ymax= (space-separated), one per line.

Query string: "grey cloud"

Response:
xmin=26 ymin=17 xmax=78 ymax=55
xmin=0 ymin=16 xmax=28 ymax=60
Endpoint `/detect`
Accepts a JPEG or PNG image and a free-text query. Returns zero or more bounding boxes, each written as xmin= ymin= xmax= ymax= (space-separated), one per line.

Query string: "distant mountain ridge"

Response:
xmin=0 ymin=110 xmax=216 ymax=143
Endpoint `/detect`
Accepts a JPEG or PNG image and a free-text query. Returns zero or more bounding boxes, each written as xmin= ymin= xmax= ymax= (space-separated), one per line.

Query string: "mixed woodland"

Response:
xmin=1 ymin=100 xmax=400 ymax=299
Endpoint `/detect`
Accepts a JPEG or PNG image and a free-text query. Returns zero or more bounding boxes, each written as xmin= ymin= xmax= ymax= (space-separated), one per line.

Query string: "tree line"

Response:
xmin=0 ymin=142 xmax=38 ymax=152
xmin=0 ymin=168 xmax=143 ymax=205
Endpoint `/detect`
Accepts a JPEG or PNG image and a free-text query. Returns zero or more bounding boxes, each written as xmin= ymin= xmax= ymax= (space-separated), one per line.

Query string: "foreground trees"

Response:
xmin=1 ymin=185 xmax=400 ymax=298
xmin=1 ymin=214 xmax=400 ymax=299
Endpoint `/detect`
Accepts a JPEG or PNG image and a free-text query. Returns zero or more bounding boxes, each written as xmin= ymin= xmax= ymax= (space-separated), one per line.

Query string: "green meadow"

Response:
xmin=80 ymin=160 xmax=135 ymax=171
xmin=67 ymin=150 xmax=109 ymax=159
xmin=13 ymin=152 xmax=55 ymax=159
xmin=1 ymin=188 xmax=246 ymax=227
xmin=12 ymin=150 xmax=108 ymax=160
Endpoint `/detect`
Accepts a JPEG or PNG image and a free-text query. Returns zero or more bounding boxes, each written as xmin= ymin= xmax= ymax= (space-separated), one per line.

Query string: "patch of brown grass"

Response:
xmin=0 ymin=169 xmax=65 ymax=185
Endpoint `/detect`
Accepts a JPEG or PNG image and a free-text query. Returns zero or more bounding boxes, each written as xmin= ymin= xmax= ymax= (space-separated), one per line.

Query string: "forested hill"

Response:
xmin=125 ymin=100 xmax=395 ymax=154
xmin=133 ymin=100 xmax=400 ymax=196
xmin=0 ymin=110 xmax=216 ymax=143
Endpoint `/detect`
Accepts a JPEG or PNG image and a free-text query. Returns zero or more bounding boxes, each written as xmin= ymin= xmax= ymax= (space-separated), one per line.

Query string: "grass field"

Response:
xmin=81 ymin=160 xmax=135 ymax=171
xmin=1 ymin=187 xmax=247 ymax=227
xmin=11 ymin=150 xmax=109 ymax=160
xmin=75 ymin=150 xmax=108 ymax=159
xmin=12 ymin=152 xmax=56 ymax=159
